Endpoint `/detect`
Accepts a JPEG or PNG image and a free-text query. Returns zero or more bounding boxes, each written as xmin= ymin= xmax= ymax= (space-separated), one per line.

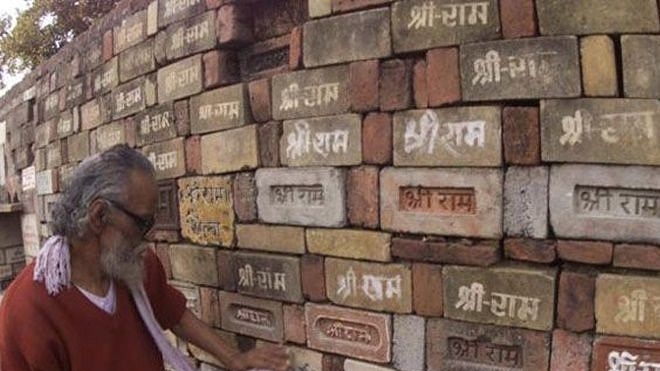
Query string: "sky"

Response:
xmin=0 ymin=0 xmax=30 ymax=95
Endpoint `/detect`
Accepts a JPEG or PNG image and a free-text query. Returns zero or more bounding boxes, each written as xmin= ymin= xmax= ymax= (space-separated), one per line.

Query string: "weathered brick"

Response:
xmin=289 ymin=26 xmax=303 ymax=70
xmin=556 ymin=240 xmax=613 ymax=265
xmin=178 ymin=176 xmax=234 ymax=246
xmin=346 ymin=166 xmax=379 ymax=229
xmin=142 ymin=138 xmax=186 ymax=180
xmin=379 ymin=59 xmax=412 ymax=112
xmin=362 ymin=113 xmax=391 ymax=165
xmin=217 ymin=249 xmax=236 ymax=291
xmin=502 ymin=106 xmax=540 ymax=165
xmin=164 ymin=11 xmax=216 ymax=61
xmin=248 ymin=79 xmax=271 ymax=123
xmin=412 ymin=59 xmax=427 ymax=108
xmin=349 ymin=60 xmax=379 ymax=112
xmin=217 ymin=4 xmax=254 ymax=48
xmin=174 ymin=99 xmax=190 ymax=136
xmin=238 ymin=34 xmax=290 ymax=81
xmin=135 ymin=104 xmax=176 ymax=146
xmin=103 ymin=30 xmax=113 ymax=62
xmin=622 ymin=35 xmax=660 ymax=98
xmin=234 ymin=251 xmax=302 ymax=302
xmin=219 ymin=291 xmax=283 ymax=342
xmin=283 ymin=304 xmax=306 ymax=344
xmin=504 ymin=167 xmax=549 ymax=238
xmin=307 ymin=229 xmax=391 ymax=262
xmin=233 ymin=172 xmax=257 ymax=223
xmin=157 ymin=55 xmax=203 ymax=103
xmin=190 ymin=83 xmax=251 ymax=135
xmin=500 ymin=0 xmax=536 ymax=38
xmin=66 ymin=131 xmax=90 ymax=163
xmin=236 ymin=224 xmax=305 ymax=254
xmin=158 ymin=0 xmax=205 ymax=27
xmin=35 ymin=169 xmax=58 ymax=195
xmin=113 ymin=10 xmax=147 ymax=54
xmin=119 ymin=39 xmax=155 ymax=83
xmin=581 ymin=35 xmax=619 ymax=96
xmin=322 ymin=354 xmax=345 ymax=371
xmin=504 ymin=238 xmax=555 ymax=263
xmin=392 ymin=317 xmax=424 ymax=371
xmin=200 ymin=125 xmax=259 ymax=174
xmin=301 ymin=254 xmax=326 ymax=302
xmin=592 ymin=336 xmax=660 ymax=371
xmin=557 ymin=271 xmax=595 ymax=332
xmin=257 ymin=121 xmax=281 ymax=168
xmin=202 ymin=50 xmax=240 ymax=89
xmin=549 ymin=330 xmax=592 ymax=371
xmin=613 ymin=243 xmax=660 ymax=271
xmin=309 ymin=0 xmax=331 ymax=18
xmin=303 ymin=8 xmax=391 ymax=68
xmin=184 ymin=135 xmax=201 ymax=175
xmin=170 ymin=244 xmax=219 ymax=286
xmin=392 ymin=237 xmax=500 ymax=266
xmin=412 ymin=263 xmax=442 ymax=316
xmin=426 ymin=48 xmax=460 ymax=107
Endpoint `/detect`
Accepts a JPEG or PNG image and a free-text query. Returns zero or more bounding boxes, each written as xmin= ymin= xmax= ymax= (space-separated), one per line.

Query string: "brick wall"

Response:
xmin=0 ymin=0 xmax=659 ymax=369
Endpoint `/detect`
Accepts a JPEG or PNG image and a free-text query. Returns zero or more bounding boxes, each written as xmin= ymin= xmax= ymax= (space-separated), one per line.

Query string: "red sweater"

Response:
xmin=0 ymin=250 xmax=186 ymax=371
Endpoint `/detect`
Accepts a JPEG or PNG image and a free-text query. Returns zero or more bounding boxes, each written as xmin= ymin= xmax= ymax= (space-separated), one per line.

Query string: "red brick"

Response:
xmin=392 ymin=237 xmax=500 ymax=267
xmin=200 ymin=287 xmax=221 ymax=327
xmin=557 ymin=271 xmax=595 ymax=332
xmin=504 ymin=238 xmax=556 ymax=263
xmin=502 ymin=106 xmax=540 ymax=165
xmin=289 ymin=26 xmax=303 ymax=70
xmin=301 ymin=254 xmax=326 ymax=301
xmin=332 ymin=0 xmax=391 ymax=13
xmin=232 ymin=172 xmax=257 ymax=222
xmin=349 ymin=60 xmax=379 ymax=112
xmin=613 ymin=243 xmax=660 ymax=271
xmin=216 ymin=4 xmax=254 ymax=48
xmin=257 ymin=121 xmax=281 ymax=167
xmin=283 ymin=304 xmax=306 ymax=344
xmin=592 ymin=336 xmax=660 ymax=371
xmin=322 ymin=354 xmax=345 ymax=371
xmin=426 ymin=47 xmax=460 ymax=107
xmin=216 ymin=249 xmax=236 ymax=291
xmin=102 ymin=30 xmax=113 ymax=62
xmin=412 ymin=263 xmax=442 ymax=316
xmin=174 ymin=99 xmax=190 ymax=136
xmin=248 ymin=79 xmax=271 ymax=123
xmin=202 ymin=50 xmax=240 ymax=89
xmin=154 ymin=242 xmax=172 ymax=279
xmin=346 ymin=166 xmax=379 ymax=229
xmin=556 ymin=240 xmax=613 ymax=265
xmin=379 ymin=59 xmax=412 ymax=111
xmin=549 ymin=329 xmax=592 ymax=371
xmin=500 ymin=0 xmax=536 ymax=39
xmin=185 ymin=135 xmax=201 ymax=175
xmin=413 ymin=59 xmax=428 ymax=108
xmin=362 ymin=112 xmax=392 ymax=165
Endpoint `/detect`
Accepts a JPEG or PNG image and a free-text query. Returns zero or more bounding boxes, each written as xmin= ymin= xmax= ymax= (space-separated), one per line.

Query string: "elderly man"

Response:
xmin=0 ymin=144 xmax=290 ymax=371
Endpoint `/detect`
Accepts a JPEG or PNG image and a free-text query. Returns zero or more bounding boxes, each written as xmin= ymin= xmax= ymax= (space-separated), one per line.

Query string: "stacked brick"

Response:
xmin=0 ymin=0 xmax=658 ymax=370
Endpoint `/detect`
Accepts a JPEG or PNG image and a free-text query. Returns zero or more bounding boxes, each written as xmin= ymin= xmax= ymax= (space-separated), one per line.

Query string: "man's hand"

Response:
xmin=229 ymin=344 xmax=290 ymax=371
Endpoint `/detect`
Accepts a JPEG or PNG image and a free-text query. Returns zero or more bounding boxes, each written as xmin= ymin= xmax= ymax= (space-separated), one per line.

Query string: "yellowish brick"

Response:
xmin=306 ymin=228 xmax=391 ymax=262
xmin=308 ymin=0 xmax=331 ymax=18
xmin=236 ymin=224 xmax=305 ymax=254
xmin=580 ymin=35 xmax=618 ymax=96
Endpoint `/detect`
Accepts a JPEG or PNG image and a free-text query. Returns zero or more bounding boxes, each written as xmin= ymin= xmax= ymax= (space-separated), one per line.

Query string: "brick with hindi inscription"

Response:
xmin=541 ymin=99 xmax=660 ymax=165
xmin=57 ymin=111 xmax=75 ymax=139
xmin=236 ymin=224 xmax=305 ymax=254
xmin=536 ymin=0 xmax=659 ymax=35
xmin=622 ymin=35 xmax=660 ymax=98
xmin=81 ymin=98 xmax=105 ymax=131
xmin=596 ymin=274 xmax=660 ymax=339
xmin=158 ymin=0 xmax=205 ymax=28
xmin=393 ymin=107 xmax=501 ymax=167
xmin=84 ymin=41 xmax=103 ymax=72
xmin=21 ymin=214 xmax=40 ymax=257
xmin=392 ymin=0 xmax=500 ymax=53
xmin=234 ymin=252 xmax=303 ymax=303
xmin=92 ymin=57 xmax=119 ymax=96
xmin=592 ymin=336 xmax=660 ymax=371
xmin=427 ymin=318 xmax=551 ymax=371
xmin=22 ymin=166 xmax=36 ymax=192
xmin=549 ymin=165 xmax=660 ymax=244
xmin=200 ymin=125 xmax=258 ymax=174
xmin=272 ymin=65 xmax=350 ymax=120
xmin=303 ymin=8 xmax=391 ymax=68
xmin=281 ymin=114 xmax=361 ymax=167
xmin=154 ymin=179 xmax=179 ymax=230
xmin=256 ymin=167 xmax=346 ymax=227
xmin=42 ymin=92 xmax=60 ymax=121
xmin=114 ymin=10 xmax=147 ymax=54
xmin=65 ymin=78 xmax=85 ymax=108
xmin=178 ymin=176 xmax=234 ymax=246
xmin=66 ymin=131 xmax=89 ymax=163
xmin=325 ymin=258 xmax=411 ymax=313
xmin=157 ymin=54 xmax=203 ymax=103
xmin=239 ymin=35 xmax=289 ymax=81
xmin=143 ymin=138 xmax=185 ymax=180
xmin=165 ymin=11 xmax=216 ymax=61
xmin=136 ymin=103 xmax=177 ymax=146
xmin=112 ymin=77 xmax=148 ymax=119
xmin=460 ymin=36 xmax=580 ymax=101
xmin=190 ymin=83 xmax=251 ymax=135
xmin=219 ymin=291 xmax=284 ymax=342
xmin=443 ymin=265 xmax=556 ymax=330
xmin=170 ymin=244 xmax=218 ymax=286
xmin=380 ymin=167 xmax=503 ymax=238
xmin=306 ymin=303 xmax=392 ymax=363
xmin=94 ymin=121 xmax=125 ymax=153
xmin=119 ymin=39 xmax=155 ymax=82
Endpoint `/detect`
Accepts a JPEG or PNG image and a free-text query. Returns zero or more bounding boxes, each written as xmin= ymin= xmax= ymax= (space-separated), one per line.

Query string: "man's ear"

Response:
xmin=88 ymin=199 xmax=109 ymax=234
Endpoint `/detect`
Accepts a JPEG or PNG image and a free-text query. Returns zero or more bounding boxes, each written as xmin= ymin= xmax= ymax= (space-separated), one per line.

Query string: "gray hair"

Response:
xmin=51 ymin=144 xmax=155 ymax=239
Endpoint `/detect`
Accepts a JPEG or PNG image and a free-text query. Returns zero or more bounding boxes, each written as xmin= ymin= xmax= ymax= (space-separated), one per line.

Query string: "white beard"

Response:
xmin=100 ymin=232 xmax=146 ymax=290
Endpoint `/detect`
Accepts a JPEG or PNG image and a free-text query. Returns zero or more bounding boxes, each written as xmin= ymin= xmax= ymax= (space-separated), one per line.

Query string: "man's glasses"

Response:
xmin=104 ymin=199 xmax=155 ymax=236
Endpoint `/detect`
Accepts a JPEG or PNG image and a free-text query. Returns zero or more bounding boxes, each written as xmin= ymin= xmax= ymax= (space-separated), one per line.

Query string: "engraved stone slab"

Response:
xmin=281 ymin=114 xmax=362 ymax=166
xmin=380 ymin=167 xmax=503 ymax=238
xmin=178 ymin=176 xmax=234 ymax=246
xmin=170 ymin=244 xmax=218 ymax=286
xmin=272 ymin=65 xmax=350 ymax=120
xmin=391 ymin=0 xmax=500 ymax=53
xmin=157 ymin=54 xmax=203 ymax=103
xmin=443 ymin=265 xmax=556 ymax=330
xmin=541 ymin=99 xmax=660 ymax=165
xmin=143 ymin=138 xmax=186 ymax=180
xmin=42 ymin=92 xmax=60 ymax=121
xmin=119 ymin=38 xmax=155 ymax=82
xmin=393 ymin=107 xmax=501 ymax=166
xmin=460 ymin=36 xmax=580 ymax=101
xmin=596 ymin=274 xmax=660 ymax=339
xmin=136 ymin=103 xmax=177 ymax=146
xmin=427 ymin=318 xmax=551 ymax=371
xmin=114 ymin=10 xmax=147 ymax=54
xmin=200 ymin=125 xmax=259 ymax=174
xmin=65 ymin=78 xmax=85 ymax=108
xmin=303 ymin=8 xmax=391 ymax=68
xmin=549 ymin=164 xmax=660 ymax=244
xmin=92 ymin=57 xmax=119 ymax=96
xmin=306 ymin=303 xmax=392 ymax=363
xmin=325 ymin=258 xmax=412 ymax=313
xmin=112 ymin=77 xmax=148 ymax=119
xmin=536 ymin=0 xmax=660 ymax=35
xmin=165 ymin=11 xmax=215 ymax=61
xmin=234 ymin=252 xmax=303 ymax=303
xmin=21 ymin=213 xmax=40 ymax=257
xmin=256 ymin=167 xmax=346 ymax=227
xmin=622 ymin=35 xmax=660 ymax=98
xmin=158 ymin=0 xmax=205 ymax=28
xmin=155 ymin=179 xmax=179 ymax=230
xmin=219 ymin=291 xmax=284 ymax=342
xmin=239 ymin=35 xmax=290 ymax=81
xmin=592 ymin=336 xmax=660 ymax=371
xmin=191 ymin=83 xmax=251 ymax=135
xmin=94 ymin=121 xmax=125 ymax=153
xmin=56 ymin=111 xmax=74 ymax=139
